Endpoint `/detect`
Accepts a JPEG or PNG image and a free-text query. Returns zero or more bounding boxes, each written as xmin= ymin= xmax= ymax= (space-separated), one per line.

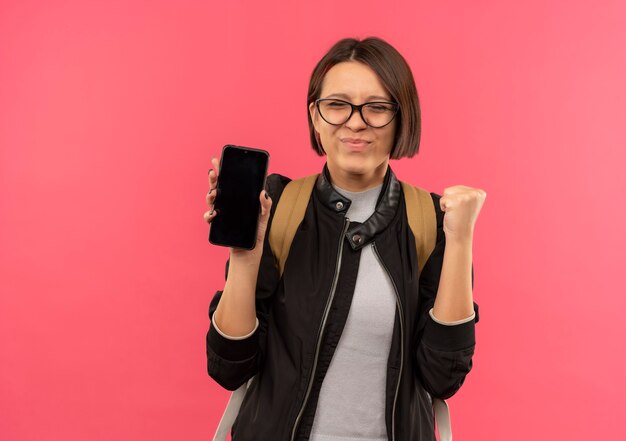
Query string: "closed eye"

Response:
xmin=326 ymin=100 xmax=350 ymax=108
xmin=366 ymin=103 xmax=395 ymax=113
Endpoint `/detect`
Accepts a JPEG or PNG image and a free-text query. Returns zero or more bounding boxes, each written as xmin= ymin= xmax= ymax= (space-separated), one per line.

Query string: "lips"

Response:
xmin=341 ymin=138 xmax=370 ymax=148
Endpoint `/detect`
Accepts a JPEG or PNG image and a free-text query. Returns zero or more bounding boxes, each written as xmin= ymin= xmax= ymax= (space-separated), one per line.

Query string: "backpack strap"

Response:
xmin=434 ymin=397 xmax=453 ymax=441
xmin=400 ymin=182 xmax=437 ymax=277
xmin=268 ymin=174 xmax=319 ymax=276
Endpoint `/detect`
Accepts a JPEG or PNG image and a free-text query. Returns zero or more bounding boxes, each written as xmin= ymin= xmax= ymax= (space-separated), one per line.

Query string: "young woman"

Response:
xmin=203 ymin=37 xmax=486 ymax=441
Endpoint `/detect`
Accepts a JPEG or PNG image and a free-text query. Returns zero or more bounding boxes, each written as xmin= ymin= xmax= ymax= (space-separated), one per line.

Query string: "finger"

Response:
xmin=208 ymin=168 xmax=217 ymax=189
xmin=443 ymin=185 xmax=473 ymax=196
xmin=205 ymin=187 xmax=217 ymax=206
xmin=208 ymin=155 xmax=220 ymax=188
xmin=257 ymin=191 xmax=273 ymax=232
xmin=440 ymin=196 xmax=455 ymax=212
xmin=203 ymin=208 xmax=217 ymax=223
xmin=443 ymin=186 xmax=461 ymax=196
xmin=473 ymin=190 xmax=486 ymax=203
xmin=248 ymin=191 xmax=273 ymax=247
xmin=260 ymin=190 xmax=273 ymax=216
xmin=208 ymin=169 xmax=217 ymax=192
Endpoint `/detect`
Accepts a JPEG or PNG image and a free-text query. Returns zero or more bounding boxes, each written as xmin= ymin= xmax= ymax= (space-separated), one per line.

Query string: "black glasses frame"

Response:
xmin=315 ymin=98 xmax=399 ymax=128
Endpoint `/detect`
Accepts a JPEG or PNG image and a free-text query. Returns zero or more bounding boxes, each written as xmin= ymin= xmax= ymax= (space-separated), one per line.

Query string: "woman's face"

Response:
xmin=309 ymin=61 xmax=397 ymax=182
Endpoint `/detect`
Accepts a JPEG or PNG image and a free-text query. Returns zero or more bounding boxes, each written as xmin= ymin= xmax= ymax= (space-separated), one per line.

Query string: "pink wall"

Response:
xmin=1 ymin=0 xmax=625 ymax=439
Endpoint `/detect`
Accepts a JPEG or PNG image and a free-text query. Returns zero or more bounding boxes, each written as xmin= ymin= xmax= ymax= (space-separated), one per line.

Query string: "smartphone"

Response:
xmin=208 ymin=145 xmax=270 ymax=249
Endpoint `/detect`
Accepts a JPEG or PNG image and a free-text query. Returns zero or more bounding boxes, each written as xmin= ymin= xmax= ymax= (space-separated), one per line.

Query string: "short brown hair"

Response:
xmin=307 ymin=37 xmax=421 ymax=159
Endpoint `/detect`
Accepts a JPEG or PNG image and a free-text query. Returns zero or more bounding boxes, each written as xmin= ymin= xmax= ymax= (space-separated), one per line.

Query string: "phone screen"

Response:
xmin=209 ymin=145 xmax=269 ymax=249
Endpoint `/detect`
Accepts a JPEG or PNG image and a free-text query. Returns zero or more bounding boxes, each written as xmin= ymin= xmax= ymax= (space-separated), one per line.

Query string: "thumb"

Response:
xmin=257 ymin=190 xmax=273 ymax=233
xmin=440 ymin=196 xmax=448 ymax=212
xmin=260 ymin=190 xmax=273 ymax=217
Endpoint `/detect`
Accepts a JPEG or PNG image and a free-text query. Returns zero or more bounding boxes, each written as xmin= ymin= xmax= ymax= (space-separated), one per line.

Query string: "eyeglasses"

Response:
xmin=315 ymin=98 xmax=399 ymax=128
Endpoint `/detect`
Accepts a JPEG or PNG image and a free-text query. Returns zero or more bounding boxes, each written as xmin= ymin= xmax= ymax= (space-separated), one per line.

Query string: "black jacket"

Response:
xmin=206 ymin=164 xmax=479 ymax=441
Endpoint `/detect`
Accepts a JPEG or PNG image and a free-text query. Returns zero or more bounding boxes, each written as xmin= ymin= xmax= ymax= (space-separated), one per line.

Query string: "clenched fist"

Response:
xmin=439 ymin=185 xmax=487 ymax=243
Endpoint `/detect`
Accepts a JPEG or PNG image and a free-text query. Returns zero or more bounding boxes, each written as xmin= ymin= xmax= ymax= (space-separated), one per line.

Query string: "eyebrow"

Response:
xmin=324 ymin=92 xmax=393 ymax=102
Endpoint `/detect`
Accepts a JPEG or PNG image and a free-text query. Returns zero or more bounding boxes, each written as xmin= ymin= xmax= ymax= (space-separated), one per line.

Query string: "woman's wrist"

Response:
xmin=229 ymin=251 xmax=262 ymax=273
xmin=445 ymin=233 xmax=473 ymax=248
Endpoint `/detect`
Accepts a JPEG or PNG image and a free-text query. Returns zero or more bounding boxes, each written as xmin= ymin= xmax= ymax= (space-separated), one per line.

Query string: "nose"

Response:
xmin=344 ymin=107 xmax=367 ymax=130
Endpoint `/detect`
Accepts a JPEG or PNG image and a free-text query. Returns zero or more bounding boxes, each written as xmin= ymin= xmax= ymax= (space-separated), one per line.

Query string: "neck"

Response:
xmin=326 ymin=160 xmax=389 ymax=192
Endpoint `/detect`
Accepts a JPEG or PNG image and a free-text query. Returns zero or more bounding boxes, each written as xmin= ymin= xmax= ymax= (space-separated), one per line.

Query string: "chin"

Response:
xmin=337 ymin=155 xmax=372 ymax=175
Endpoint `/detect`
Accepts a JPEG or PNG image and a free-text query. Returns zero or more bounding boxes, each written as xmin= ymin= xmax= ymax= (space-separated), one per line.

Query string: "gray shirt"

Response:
xmin=309 ymin=183 xmax=394 ymax=441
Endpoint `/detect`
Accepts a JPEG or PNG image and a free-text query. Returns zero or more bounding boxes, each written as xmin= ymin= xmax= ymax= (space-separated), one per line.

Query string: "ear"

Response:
xmin=309 ymin=101 xmax=325 ymax=154
xmin=309 ymin=101 xmax=320 ymax=132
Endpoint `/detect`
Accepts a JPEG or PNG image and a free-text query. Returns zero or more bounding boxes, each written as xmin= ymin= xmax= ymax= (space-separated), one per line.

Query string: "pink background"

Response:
xmin=1 ymin=0 xmax=625 ymax=440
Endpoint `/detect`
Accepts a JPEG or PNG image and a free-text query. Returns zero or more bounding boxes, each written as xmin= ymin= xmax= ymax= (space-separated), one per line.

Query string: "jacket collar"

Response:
xmin=315 ymin=163 xmax=402 ymax=250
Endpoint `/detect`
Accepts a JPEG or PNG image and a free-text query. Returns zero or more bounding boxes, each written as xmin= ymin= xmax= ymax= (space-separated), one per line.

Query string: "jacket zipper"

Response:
xmin=290 ymin=217 xmax=351 ymax=441
xmin=372 ymin=242 xmax=404 ymax=441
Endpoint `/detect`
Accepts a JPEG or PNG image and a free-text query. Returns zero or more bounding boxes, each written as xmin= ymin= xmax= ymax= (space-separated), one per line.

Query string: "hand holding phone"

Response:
xmin=206 ymin=145 xmax=271 ymax=250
